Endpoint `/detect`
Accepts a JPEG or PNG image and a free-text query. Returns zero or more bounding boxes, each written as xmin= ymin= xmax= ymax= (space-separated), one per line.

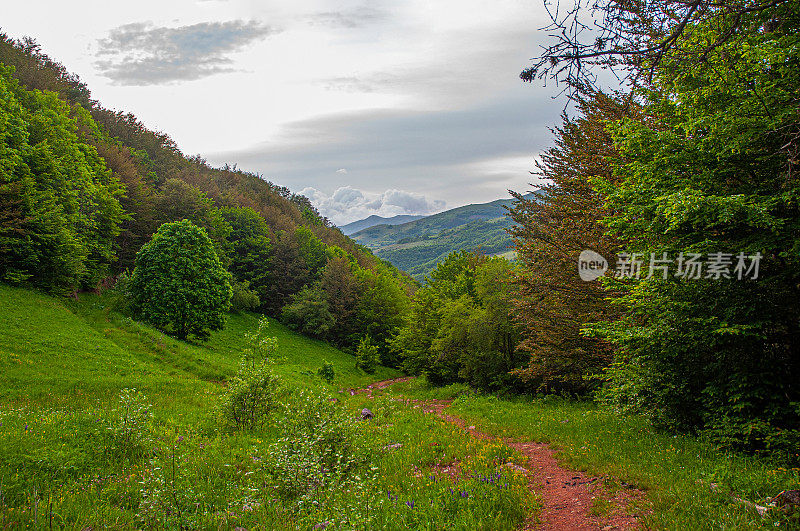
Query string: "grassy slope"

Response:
xmin=0 ymin=285 xmax=399 ymax=405
xmin=0 ymin=285 xmax=531 ymax=529
xmin=388 ymin=378 xmax=800 ymax=530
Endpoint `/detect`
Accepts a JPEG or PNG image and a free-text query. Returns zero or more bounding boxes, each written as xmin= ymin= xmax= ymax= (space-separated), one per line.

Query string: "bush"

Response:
xmin=218 ymin=318 xmax=282 ymax=431
xmin=218 ymin=362 xmax=282 ymax=431
xmin=355 ymin=335 xmax=379 ymax=374
xmin=230 ymin=280 xmax=260 ymax=312
xmin=267 ymin=389 xmax=366 ymax=504
xmin=318 ymin=361 xmax=335 ymax=383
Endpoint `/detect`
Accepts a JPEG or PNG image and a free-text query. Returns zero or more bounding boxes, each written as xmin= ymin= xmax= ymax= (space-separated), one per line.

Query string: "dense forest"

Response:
xmin=510 ymin=0 xmax=800 ymax=461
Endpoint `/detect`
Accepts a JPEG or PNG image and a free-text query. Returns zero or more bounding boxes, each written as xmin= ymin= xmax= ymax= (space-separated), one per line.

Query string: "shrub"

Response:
xmin=355 ymin=335 xmax=379 ymax=374
xmin=218 ymin=318 xmax=282 ymax=431
xmin=218 ymin=362 xmax=282 ymax=431
xmin=230 ymin=280 xmax=261 ymax=312
xmin=267 ymin=389 xmax=366 ymax=504
xmin=318 ymin=361 xmax=335 ymax=383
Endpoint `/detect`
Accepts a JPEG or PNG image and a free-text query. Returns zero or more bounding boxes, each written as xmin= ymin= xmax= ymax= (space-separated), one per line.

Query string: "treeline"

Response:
xmin=385 ymin=0 xmax=800 ymax=463
xmin=507 ymin=1 xmax=800 ymax=461
xmin=0 ymin=35 xmax=415 ymax=361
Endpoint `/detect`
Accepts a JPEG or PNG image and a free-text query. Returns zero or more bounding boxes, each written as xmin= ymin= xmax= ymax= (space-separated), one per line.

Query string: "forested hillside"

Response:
xmin=510 ymin=0 xmax=800 ymax=461
xmin=0 ymin=34 xmax=415 ymax=361
xmin=350 ymin=196 xmax=532 ymax=281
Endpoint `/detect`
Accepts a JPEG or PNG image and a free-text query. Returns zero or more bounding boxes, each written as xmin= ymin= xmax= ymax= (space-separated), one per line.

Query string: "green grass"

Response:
xmin=0 ymin=285 xmax=531 ymax=529
xmin=439 ymin=394 xmax=800 ymax=530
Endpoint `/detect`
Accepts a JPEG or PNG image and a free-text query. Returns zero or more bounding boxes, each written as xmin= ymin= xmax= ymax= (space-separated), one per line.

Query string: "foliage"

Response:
xmin=129 ymin=220 xmax=232 ymax=341
xmin=230 ymin=280 xmax=261 ymax=312
xmin=583 ymin=7 xmax=800 ymax=460
xmin=354 ymin=263 xmax=411 ymax=367
xmin=0 ymin=33 xmax=415 ymax=353
xmin=267 ymin=389 xmax=363 ymax=504
xmin=9 ymin=283 xmax=798 ymax=529
xmin=507 ymin=92 xmax=629 ymax=394
xmin=393 ymin=251 xmax=526 ymax=390
xmin=318 ymin=361 xmax=335 ymax=383
xmin=281 ymin=286 xmax=335 ymax=338
xmin=355 ymin=335 xmax=380 ymax=374
xmin=0 ymin=65 xmax=124 ymax=293
xmin=221 ymin=206 xmax=272 ymax=308
xmin=218 ymin=360 xmax=282 ymax=432
xmin=217 ymin=317 xmax=282 ymax=431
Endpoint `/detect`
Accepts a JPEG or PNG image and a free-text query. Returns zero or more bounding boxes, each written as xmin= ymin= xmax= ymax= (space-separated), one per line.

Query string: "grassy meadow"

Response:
xmin=0 ymin=285 xmax=533 ymax=529
xmin=4 ymin=283 xmax=799 ymax=530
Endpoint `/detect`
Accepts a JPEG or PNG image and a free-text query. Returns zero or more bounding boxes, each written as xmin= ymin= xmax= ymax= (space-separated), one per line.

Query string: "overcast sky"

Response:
xmin=2 ymin=0 xmax=564 ymax=225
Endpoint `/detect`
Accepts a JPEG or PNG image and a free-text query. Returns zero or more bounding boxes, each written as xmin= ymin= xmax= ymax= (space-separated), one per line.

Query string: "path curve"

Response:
xmin=355 ymin=377 xmax=646 ymax=530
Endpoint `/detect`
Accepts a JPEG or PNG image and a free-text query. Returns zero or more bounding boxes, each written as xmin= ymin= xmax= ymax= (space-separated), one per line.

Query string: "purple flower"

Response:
xmin=406 ymin=500 xmax=415 ymax=509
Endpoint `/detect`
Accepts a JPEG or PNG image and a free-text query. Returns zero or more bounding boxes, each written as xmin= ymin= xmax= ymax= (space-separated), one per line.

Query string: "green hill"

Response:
xmin=0 ymin=285 xmax=534 ymax=529
xmin=0 ymin=284 xmax=397 ymax=407
xmin=350 ymin=195 xmax=533 ymax=281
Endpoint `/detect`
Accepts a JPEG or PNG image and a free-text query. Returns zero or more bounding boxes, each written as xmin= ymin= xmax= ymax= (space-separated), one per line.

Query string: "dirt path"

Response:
xmin=353 ymin=378 xmax=646 ymax=530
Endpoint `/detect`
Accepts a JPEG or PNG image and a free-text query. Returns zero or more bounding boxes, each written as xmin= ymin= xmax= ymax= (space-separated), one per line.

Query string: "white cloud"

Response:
xmin=335 ymin=168 xmax=348 ymax=174
xmin=299 ymin=186 xmax=445 ymax=225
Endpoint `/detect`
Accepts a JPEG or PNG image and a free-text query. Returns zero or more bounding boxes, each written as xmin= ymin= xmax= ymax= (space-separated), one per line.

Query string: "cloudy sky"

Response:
xmin=2 ymin=0 xmax=565 ymax=225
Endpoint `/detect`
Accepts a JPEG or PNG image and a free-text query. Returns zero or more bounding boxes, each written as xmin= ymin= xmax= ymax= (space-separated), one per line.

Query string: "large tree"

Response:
xmin=130 ymin=220 xmax=232 ymax=341
xmin=392 ymin=251 xmax=525 ymax=389
xmin=508 ymin=92 xmax=631 ymax=394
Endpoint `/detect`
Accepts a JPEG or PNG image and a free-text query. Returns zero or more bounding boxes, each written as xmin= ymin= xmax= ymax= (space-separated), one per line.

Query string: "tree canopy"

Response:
xmin=511 ymin=0 xmax=800 ymax=460
xmin=129 ymin=220 xmax=232 ymax=341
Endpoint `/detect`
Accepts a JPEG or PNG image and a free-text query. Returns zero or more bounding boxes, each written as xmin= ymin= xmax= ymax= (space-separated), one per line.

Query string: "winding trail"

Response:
xmin=354 ymin=377 xmax=647 ymax=530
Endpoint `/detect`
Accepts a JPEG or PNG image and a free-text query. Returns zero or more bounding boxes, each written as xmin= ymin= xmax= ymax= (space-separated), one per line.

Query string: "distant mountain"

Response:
xmin=350 ymin=194 xmax=535 ymax=281
xmin=339 ymin=214 xmax=426 ymax=235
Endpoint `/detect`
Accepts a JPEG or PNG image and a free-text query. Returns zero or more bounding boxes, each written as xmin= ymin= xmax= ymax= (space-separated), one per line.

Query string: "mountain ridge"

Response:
xmin=339 ymin=214 xmax=426 ymax=235
xmin=349 ymin=194 xmax=535 ymax=281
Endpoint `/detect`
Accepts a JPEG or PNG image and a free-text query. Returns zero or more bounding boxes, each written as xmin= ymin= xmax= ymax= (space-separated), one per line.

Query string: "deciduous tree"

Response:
xmin=130 ymin=220 xmax=232 ymax=341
